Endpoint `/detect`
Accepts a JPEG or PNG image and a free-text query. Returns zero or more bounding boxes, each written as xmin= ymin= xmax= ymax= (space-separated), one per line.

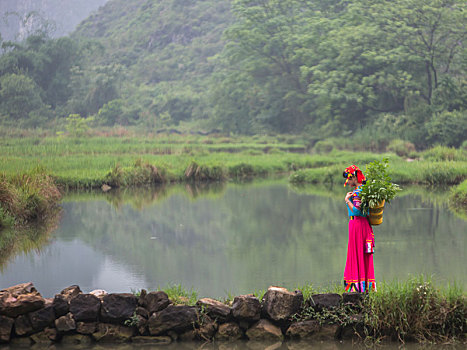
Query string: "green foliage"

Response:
xmin=161 ymin=284 xmax=198 ymax=306
xmin=0 ymin=0 xmax=465 ymax=149
xmin=450 ymin=180 xmax=467 ymax=218
xmin=0 ymin=73 xmax=46 ymax=123
xmin=65 ymin=114 xmax=93 ymax=137
xmin=105 ymin=161 xmax=167 ymax=187
xmin=0 ymin=168 xmax=61 ymax=226
xmin=124 ymin=312 xmax=140 ymax=327
xmin=386 ymin=139 xmax=416 ymax=158
xmin=363 ymin=276 xmax=466 ymax=342
xmin=313 ymin=140 xmax=335 ymax=154
xmin=360 ymin=159 xmax=401 ymax=212
xmin=426 ymin=110 xmax=467 ymax=148
xmin=422 ymin=146 xmax=467 ymax=162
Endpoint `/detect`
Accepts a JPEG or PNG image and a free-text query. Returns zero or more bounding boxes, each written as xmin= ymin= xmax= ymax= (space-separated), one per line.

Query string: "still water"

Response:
xmin=0 ymin=180 xmax=465 ymax=298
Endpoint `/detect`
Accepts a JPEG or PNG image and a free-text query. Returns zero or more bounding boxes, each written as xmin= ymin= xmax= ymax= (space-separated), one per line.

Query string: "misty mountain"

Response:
xmin=0 ymin=0 xmax=109 ymax=41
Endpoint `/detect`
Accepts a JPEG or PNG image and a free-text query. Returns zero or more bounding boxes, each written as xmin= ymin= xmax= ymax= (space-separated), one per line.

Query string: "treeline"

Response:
xmin=0 ymin=0 xmax=466 ymax=148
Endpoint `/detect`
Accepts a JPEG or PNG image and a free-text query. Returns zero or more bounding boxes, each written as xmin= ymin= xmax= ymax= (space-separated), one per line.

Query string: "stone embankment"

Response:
xmin=0 ymin=283 xmax=365 ymax=346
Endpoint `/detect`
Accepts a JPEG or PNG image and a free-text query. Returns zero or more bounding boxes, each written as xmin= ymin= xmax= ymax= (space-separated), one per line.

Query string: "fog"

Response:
xmin=0 ymin=0 xmax=109 ymax=40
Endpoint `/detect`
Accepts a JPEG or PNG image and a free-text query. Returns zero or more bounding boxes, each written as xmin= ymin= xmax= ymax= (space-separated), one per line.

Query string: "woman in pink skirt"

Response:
xmin=343 ymin=165 xmax=376 ymax=293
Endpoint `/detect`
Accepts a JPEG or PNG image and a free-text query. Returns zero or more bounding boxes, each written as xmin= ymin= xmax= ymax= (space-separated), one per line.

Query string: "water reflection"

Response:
xmin=0 ymin=181 xmax=465 ymax=297
xmin=5 ymin=340 xmax=461 ymax=350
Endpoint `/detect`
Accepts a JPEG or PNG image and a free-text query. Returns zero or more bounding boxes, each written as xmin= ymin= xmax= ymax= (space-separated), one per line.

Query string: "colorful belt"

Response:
xmin=350 ymin=216 xmax=355 ymax=220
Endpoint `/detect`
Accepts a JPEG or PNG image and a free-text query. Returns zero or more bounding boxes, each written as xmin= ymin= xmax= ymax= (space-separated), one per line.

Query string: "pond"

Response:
xmin=0 ymin=180 xmax=465 ymax=298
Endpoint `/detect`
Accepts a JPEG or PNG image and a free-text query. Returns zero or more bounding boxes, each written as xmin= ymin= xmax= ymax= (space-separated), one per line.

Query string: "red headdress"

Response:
xmin=343 ymin=165 xmax=366 ymax=186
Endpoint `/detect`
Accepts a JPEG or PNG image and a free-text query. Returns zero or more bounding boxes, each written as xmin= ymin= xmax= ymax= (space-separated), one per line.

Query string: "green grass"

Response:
xmin=1 ymin=136 xmax=466 ymax=190
xmin=0 ymin=136 xmax=384 ymax=189
xmin=363 ymin=276 xmax=466 ymax=343
xmin=290 ymin=158 xmax=467 ymax=186
xmin=450 ymin=180 xmax=467 ymax=220
xmin=0 ymin=168 xmax=62 ymax=227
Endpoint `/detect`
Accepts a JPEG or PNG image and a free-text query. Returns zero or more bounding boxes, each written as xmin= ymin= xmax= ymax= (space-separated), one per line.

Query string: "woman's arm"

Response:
xmin=345 ymin=191 xmax=363 ymax=216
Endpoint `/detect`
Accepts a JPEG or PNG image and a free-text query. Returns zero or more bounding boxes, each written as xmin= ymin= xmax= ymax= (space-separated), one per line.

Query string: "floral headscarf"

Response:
xmin=343 ymin=165 xmax=366 ymax=186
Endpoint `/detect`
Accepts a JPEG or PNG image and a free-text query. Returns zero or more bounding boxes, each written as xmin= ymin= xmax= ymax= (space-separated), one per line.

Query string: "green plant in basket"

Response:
xmin=360 ymin=158 xmax=401 ymax=215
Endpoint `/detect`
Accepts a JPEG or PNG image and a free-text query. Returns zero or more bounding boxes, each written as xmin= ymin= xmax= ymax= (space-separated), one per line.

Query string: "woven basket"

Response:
xmin=369 ymin=200 xmax=385 ymax=225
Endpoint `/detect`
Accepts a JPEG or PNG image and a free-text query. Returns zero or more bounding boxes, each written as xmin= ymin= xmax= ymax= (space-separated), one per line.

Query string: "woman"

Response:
xmin=343 ymin=165 xmax=376 ymax=293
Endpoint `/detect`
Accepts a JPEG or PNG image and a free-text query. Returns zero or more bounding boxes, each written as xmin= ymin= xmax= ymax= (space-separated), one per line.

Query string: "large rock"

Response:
xmin=140 ymin=291 xmax=171 ymax=314
xmin=52 ymin=294 xmax=69 ymax=317
xmin=342 ymin=292 xmax=365 ymax=306
xmin=69 ymin=294 xmax=101 ymax=322
xmin=196 ymin=314 xmax=218 ymax=341
xmin=92 ymin=323 xmax=134 ymax=343
xmin=0 ymin=315 xmax=14 ymax=343
xmin=30 ymin=327 xmax=58 ymax=344
xmin=286 ymin=320 xmax=320 ymax=339
xmin=1 ymin=283 xmax=37 ymax=296
xmin=197 ymin=298 xmax=231 ymax=322
xmin=215 ymin=322 xmax=243 ymax=341
xmin=28 ymin=305 xmax=55 ymax=332
xmin=338 ymin=314 xmax=365 ymax=340
xmin=135 ymin=306 xmax=149 ymax=319
xmin=306 ymin=293 xmax=342 ymax=310
xmin=245 ymin=319 xmax=283 ymax=341
xmin=135 ymin=314 xmax=148 ymax=335
xmin=100 ymin=293 xmax=137 ymax=324
xmin=14 ymin=315 xmax=33 ymax=336
xmin=0 ymin=283 xmax=45 ymax=318
xmin=55 ymin=312 xmax=76 ymax=332
xmin=232 ymin=295 xmax=261 ymax=322
xmin=60 ymin=285 xmax=82 ymax=301
xmin=262 ymin=286 xmax=303 ymax=322
xmin=148 ymin=305 xmax=198 ymax=335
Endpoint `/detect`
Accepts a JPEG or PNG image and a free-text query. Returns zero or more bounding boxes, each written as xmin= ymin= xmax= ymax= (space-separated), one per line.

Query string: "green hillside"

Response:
xmin=0 ymin=0 xmax=465 ymax=149
xmin=71 ymin=0 xmax=232 ymax=125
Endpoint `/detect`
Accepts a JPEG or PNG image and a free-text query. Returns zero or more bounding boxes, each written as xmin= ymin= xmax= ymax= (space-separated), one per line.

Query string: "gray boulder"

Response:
xmin=140 ymin=291 xmax=171 ymax=314
xmin=69 ymin=294 xmax=101 ymax=322
xmin=215 ymin=322 xmax=243 ymax=341
xmin=100 ymin=293 xmax=137 ymax=324
xmin=262 ymin=286 xmax=303 ymax=321
xmin=0 ymin=315 xmax=14 ymax=343
xmin=148 ymin=305 xmax=198 ymax=335
xmin=29 ymin=305 xmax=55 ymax=332
xmin=232 ymin=295 xmax=261 ymax=322
xmin=245 ymin=319 xmax=283 ymax=341
xmin=197 ymin=298 xmax=231 ymax=322
xmin=286 ymin=320 xmax=320 ymax=339
xmin=55 ymin=312 xmax=76 ymax=332
xmin=0 ymin=283 xmax=45 ymax=318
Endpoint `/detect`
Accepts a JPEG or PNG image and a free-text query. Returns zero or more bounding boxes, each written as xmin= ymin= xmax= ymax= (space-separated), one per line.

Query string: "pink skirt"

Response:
xmin=344 ymin=216 xmax=376 ymax=292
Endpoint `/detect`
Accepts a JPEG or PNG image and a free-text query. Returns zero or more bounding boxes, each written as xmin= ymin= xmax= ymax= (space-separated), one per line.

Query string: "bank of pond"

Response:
xmin=0 ymin=280 xmax=465 ymax=347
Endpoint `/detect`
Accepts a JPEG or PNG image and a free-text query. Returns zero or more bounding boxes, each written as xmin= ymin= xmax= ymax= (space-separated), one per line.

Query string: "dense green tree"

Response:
xmin=0 ymin=73 xmax=46 ymax=122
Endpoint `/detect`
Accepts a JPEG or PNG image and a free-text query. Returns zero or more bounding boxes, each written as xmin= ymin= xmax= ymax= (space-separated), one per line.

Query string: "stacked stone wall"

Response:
xmin=0 ymin=283 xmax=376 ymax=346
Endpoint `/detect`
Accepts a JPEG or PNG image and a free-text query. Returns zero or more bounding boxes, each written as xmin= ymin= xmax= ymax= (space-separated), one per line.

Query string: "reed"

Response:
xmin=0 ymin=168 xmax=61 ymax=227
xmin=363 ymin=276 xmax=466 ymax=343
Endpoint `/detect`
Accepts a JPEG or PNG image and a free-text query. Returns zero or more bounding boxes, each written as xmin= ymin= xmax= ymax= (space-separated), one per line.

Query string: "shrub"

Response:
xmin=363 ymin=277 xmax=466 ymax=342
xmin=313 ymin=140 xmax=334 ymax=154
xmin=426 ymin=110 xmax=467 ymax=148
xmin=422 ymin=146 xmax=467 ymax=162
xmin=0 ymin=169 xmax=61 ymax=226
xmin=386 ymin=139 xmax=416 ymax=157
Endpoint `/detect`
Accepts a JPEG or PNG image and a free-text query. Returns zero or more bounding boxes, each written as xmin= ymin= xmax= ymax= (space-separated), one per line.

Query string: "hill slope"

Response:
xmin=0 ymin=0 xmax=109 ymax=41
xmin=72 ymin=0 xmax=232 ymax=124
